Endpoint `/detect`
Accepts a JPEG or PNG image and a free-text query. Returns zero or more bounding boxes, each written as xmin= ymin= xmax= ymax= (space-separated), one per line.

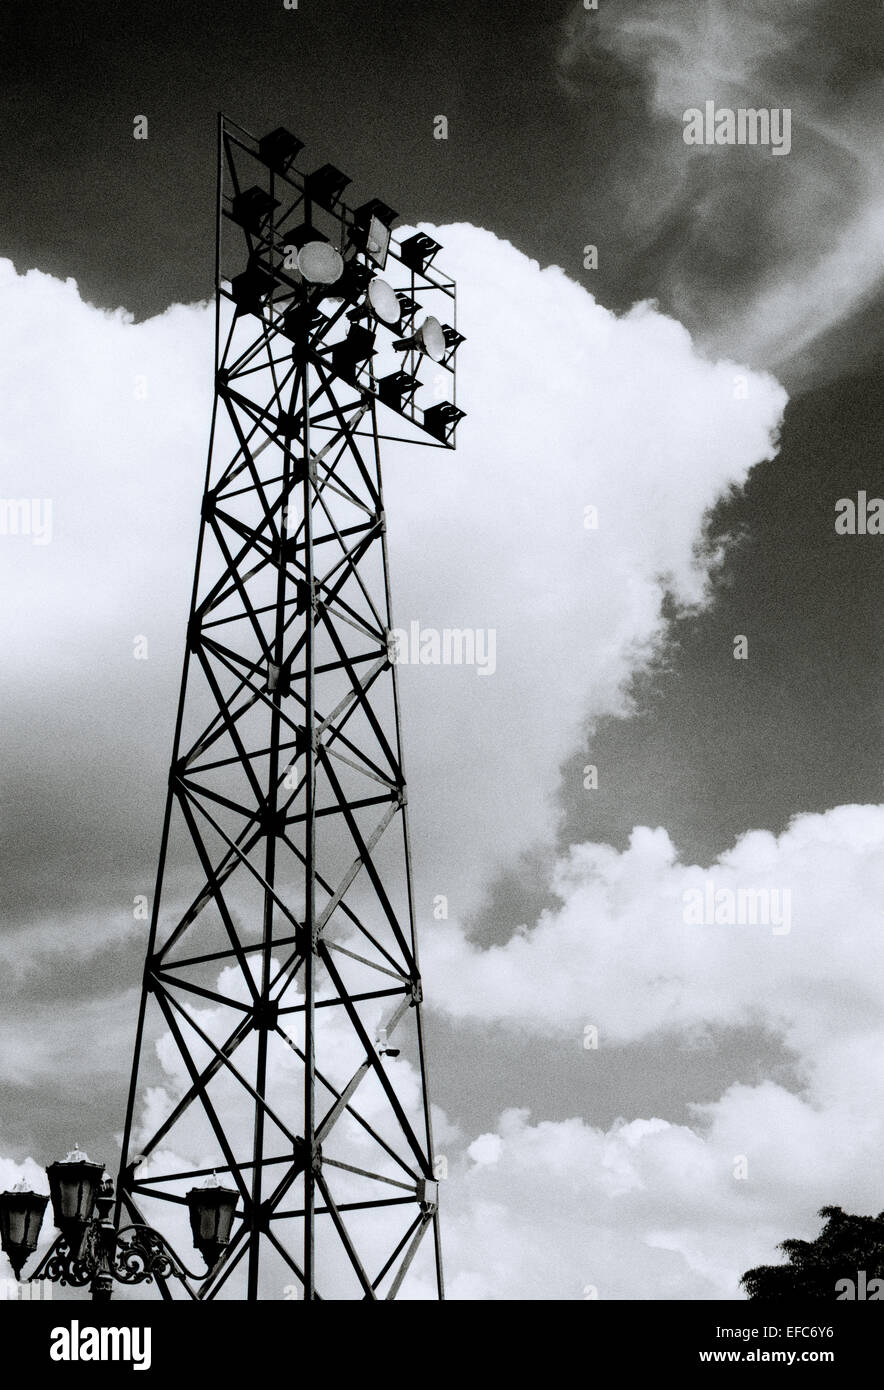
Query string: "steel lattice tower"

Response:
xmin=117 ymin=116 xmax=464 ymax=1300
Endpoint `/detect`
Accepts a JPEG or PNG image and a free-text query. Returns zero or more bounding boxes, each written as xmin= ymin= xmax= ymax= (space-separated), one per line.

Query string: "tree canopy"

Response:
xmin=741 ymin=1207 xmax=884 ymax=1299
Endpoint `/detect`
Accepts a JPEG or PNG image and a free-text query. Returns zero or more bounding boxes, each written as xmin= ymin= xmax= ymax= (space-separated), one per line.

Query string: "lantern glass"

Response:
xmin=47 ymin=1147 xmax=105 ymax=1229
xmin=186 ymin=1177 xmax=238 ymax=1267
xmin=0 ymin=1185 xmax=48 ymax=1277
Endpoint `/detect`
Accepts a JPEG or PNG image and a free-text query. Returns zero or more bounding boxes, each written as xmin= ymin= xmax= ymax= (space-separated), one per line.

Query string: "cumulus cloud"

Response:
xmin=416 ymin=805 xmax=884 ymax=1297
xmin=439 ymin=1088 xmax=884 ymax=1300
xmin=0 ymin=232 xmax=786 ymax=930
xmin=424 ymin=803 xmax=884 ymax=1051
xmin=370 ymin=225 xmax=786 ymax=908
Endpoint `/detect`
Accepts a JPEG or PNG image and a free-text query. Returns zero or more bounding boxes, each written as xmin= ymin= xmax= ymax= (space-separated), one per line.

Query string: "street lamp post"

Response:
xmin=0 ymin=1148 xmax=237 ymax=1301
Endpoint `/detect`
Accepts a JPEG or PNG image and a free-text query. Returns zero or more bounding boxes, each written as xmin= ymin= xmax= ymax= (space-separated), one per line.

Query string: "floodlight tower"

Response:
xmin=117 ymin=115 xmax=464 ymax=1301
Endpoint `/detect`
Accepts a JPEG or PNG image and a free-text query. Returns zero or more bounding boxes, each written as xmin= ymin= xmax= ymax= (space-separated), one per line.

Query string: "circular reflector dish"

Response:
xmin=366 ymin=278 xmax=401 ymax=326
xmin=419 ymin=316 xmax=446 ymax=362
xmin=297 ymin=242 xmax=344 ymax=285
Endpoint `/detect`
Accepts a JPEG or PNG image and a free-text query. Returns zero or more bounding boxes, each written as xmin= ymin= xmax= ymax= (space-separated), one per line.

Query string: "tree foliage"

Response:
xmin=741 ymin=1207 xmax=884 ymax=1299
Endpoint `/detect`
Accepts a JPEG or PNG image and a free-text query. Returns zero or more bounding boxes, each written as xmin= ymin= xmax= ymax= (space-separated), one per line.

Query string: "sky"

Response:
xmin=0 ymin=0 xmax=882 ymax=1300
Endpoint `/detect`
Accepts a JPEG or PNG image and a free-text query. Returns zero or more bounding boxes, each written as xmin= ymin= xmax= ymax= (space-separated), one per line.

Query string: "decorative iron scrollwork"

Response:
xmin=113 ymin=1225 xmax=201 ymax=1283
xmin=30 ymin=1223 xmax=204 ymax=1291
xmin=37 ymin=1237 xmax=94 ymax=1288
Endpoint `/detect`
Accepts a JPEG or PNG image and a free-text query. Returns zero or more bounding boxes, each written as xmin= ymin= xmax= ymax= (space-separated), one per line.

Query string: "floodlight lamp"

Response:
xmin=231 ymin=186 xmax=280 ymax=233
xmin=231 ymin=264 xmax=276 ymax=315
xmin=282 ymin=303 xmax=328 ymax=345
xmin=346 ymin=277 xmax=401 ymax=328
xmin=440 ymin=325 xmax=466 ymax=359
xmin=305 ymin=163 xmax=351 ymax=212
xmin=341 ymin=325 xmax=376 ymax=362
xmin=280 ymin=226 xmax=345 ymax=286
xmin=333 ymin=325 xmax=376 ymax=385
xmin=422 ymin=401 xmax=466 ymax=443
xmin=378 ymin=371 xmax=419 ymax=412
xmin=352 ymin=200 xmax=398 ymax=270
xmin=258 ymin=126 xmax=304 ymax=175
xmin=394 ymin=292 xmax=420 ymax=329
xmin=392 ymin=316 xmax=447 ymax=362
xmin=297 ymin=242 xmax=344 ymax=285
xmin=398 ymin=232 xmax=442 ymax=273
xmin=364 ymin=215 xmax=391 ymax=268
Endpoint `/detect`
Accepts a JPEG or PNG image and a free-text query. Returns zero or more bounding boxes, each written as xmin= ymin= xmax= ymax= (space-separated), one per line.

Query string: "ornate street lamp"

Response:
xmin=186 ymin=1174 xmax=238 ymax=1271
xmin=46 ymin=1145 xmax=105 ymax=1255
xmin=0 ymin=1146 xmax=218 ymax=1301
xmin=0 ymin=1181 xmax=49 ymax=1279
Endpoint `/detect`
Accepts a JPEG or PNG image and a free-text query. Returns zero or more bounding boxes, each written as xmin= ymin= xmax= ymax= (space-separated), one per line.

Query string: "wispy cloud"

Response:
xmin=557 ymin=0 xmax=884 ymax=385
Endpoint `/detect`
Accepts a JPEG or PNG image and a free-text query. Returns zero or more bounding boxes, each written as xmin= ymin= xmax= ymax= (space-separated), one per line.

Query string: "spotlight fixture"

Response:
xmin=231 ymin=186 xmax=280 ymax=233
xmin=281 ymin=303 xmax=328 ymax=345
xmin=392 ymin=315 xmax=447 ymax=362
xmin=304 ymin=163 xmax=351 ymax=212
xmin=394 ymin=292 xmax=420 ymax=329
xmin=332 ymin=325 xmax=376 ymax=385
xmin=346 ymin=277 xmax=401 ymax=327
xmin=378 ymin=371 xmax=419 ymax=412
xmin=440 ymin=325 xmax=466 ymax=362
xmin=422 ymin=401 xmax=466 ymax=443
xmin=351 ymin=199 xmax=398 ymax=271
xmin=230 ymin=263 xmax=276 ymax=315
xmin=258 ymin=126 xmax=304 ymax=176
xmin=279 ymin=226 xmax=344 ymax=285
xmin=398 ymin=232 xmax=442 ymax=274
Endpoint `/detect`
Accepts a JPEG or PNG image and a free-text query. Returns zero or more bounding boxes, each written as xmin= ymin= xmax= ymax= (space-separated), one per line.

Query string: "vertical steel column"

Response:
xmin=302 ymin=316 xmax=317 ymax=1301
